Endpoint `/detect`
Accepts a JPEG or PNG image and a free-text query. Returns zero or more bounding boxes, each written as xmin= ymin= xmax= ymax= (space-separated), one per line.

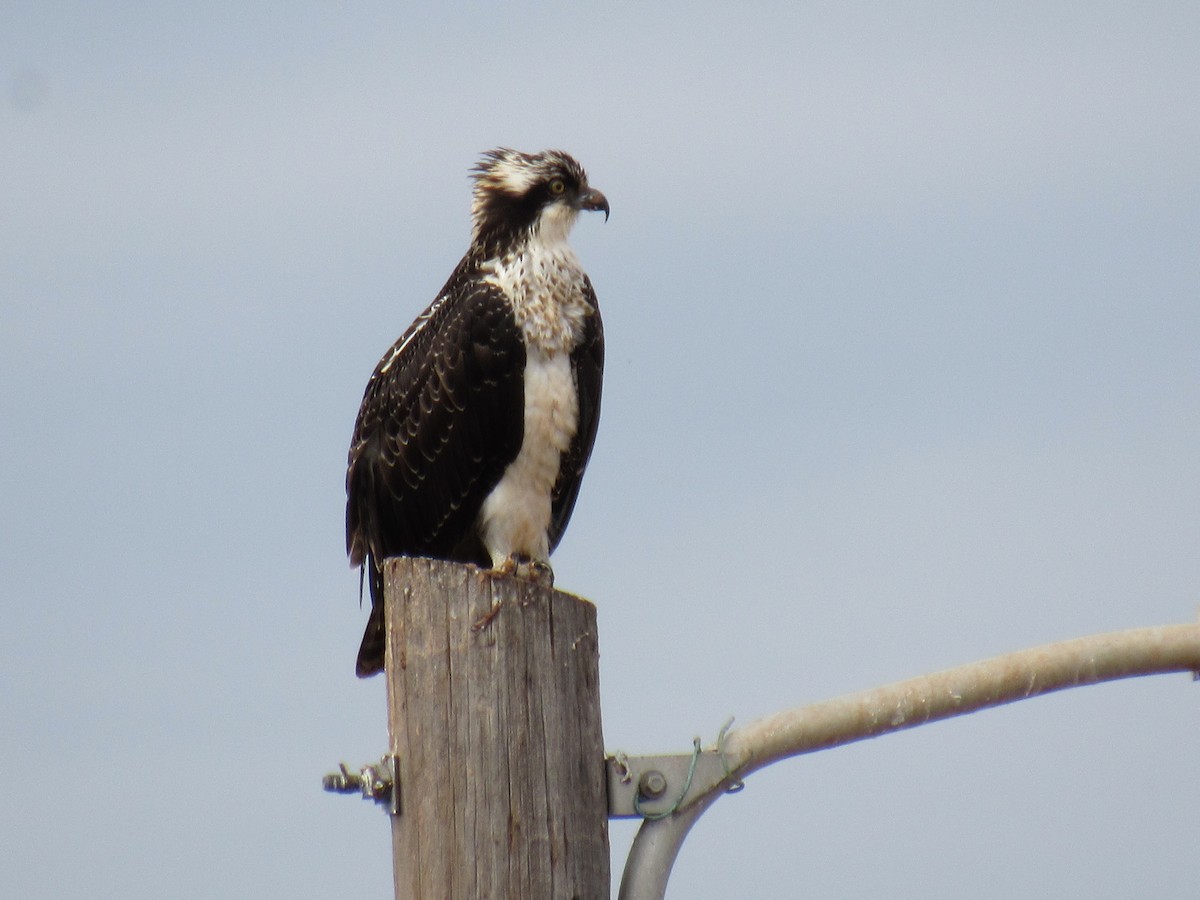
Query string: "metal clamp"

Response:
xmin=322 ymin=756 xmax=401 ymax=815
xmin=606 ymin=751 xmax=730 ymax=819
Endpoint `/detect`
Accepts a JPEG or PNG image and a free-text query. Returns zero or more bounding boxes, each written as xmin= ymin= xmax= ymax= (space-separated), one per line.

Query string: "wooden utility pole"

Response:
xmin=383 ymin=556 xmax=609 ymax=899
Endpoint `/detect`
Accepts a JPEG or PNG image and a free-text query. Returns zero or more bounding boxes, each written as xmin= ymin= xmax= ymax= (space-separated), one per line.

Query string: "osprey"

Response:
xmin=346 ymin=148 xmax=608 ymax=677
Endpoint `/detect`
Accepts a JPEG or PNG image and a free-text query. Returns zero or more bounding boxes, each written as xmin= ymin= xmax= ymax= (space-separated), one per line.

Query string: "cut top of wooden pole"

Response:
xmin=383 ymin=556 xmax=609 ymax=900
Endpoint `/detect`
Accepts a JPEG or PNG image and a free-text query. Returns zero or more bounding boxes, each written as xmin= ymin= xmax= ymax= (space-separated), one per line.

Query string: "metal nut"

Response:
xmin=638 ymin=770 xmax=668 ymax=799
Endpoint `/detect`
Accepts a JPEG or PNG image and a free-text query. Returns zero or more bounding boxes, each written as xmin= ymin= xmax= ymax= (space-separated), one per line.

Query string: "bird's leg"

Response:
xmin=490 ymin=555 xmax=520 ymax=578
xmin=527 ymin=559 xmax=555 ymax=587
xmin=506 ymin=553 xmax=554 ymax=587
xmin=483 ymin=554 xmax=555 ymax=586
xmin=472 ymin=555 xmax=555 ymax=630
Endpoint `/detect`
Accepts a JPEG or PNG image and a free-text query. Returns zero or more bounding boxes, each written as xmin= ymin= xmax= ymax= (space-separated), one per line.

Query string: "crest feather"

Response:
xmin=470 ymin=148 xmax=588 ymax=243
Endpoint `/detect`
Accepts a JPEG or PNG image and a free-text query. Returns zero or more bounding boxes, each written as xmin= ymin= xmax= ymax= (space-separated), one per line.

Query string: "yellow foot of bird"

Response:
xmin=485 ymin=554 xmax=554 ymax=586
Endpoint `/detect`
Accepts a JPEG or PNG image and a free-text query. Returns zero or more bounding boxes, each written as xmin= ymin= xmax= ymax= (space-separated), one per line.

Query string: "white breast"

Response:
xmin=482 ymin=237 xmax=592 ymax=352
xmin=478 ymin=348 xmax=579 ymax=566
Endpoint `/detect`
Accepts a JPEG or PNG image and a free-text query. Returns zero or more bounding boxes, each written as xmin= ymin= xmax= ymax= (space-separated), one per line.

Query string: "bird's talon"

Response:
xmin=529 ymin=560 xmax=555 ymax=587
xmin=471 ymin=599 xmax=504 ymax=631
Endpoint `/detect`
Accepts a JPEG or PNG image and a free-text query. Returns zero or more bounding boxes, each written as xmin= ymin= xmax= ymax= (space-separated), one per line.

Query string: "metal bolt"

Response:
xmin=322 ymin=757 xmax=401 ymax=814
xmin=323 ymin=763 xmax=363 ymax=794
xmin=638 ymin=770 xmax=668 ymax=799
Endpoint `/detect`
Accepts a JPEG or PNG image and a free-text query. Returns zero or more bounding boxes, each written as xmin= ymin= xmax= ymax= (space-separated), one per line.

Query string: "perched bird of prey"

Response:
xmin=346 ymin=148 xmax=609 ymax=677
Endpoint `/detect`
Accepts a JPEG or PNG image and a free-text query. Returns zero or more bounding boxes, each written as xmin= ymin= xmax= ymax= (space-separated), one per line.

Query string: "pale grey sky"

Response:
xmin=3 ymin=3 xmax=1198 ymax=897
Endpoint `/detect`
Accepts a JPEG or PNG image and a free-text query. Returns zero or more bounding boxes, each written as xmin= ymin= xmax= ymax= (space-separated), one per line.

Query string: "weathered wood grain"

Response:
xmin=384 ymin=557 xmax=608 ymax=899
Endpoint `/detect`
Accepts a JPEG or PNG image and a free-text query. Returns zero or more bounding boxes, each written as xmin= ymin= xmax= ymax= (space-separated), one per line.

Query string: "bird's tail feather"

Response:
xmin=355 ymin=562 xmax=385 ymax=677
xmin=355 ymin=603 xmax=385 ymax=677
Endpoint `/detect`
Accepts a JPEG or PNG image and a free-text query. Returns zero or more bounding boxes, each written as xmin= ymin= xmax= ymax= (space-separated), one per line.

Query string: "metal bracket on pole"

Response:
xmin=605 ymin=751 xmax=731 ymax=819
xmin=322 ymin=756 xmax=401 ymax=816
xmin=607 ymin=749 xmax=744 ymax=900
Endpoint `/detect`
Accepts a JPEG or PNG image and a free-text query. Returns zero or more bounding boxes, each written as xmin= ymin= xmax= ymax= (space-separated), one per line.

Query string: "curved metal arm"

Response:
xmin=617 ymin=623 xmax=1200 ymax=900
xmin=616 ymin=788 xmax=722 ymax=900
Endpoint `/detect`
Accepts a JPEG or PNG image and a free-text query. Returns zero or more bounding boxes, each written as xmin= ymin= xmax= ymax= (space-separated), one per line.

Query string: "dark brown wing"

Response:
xmin=346 ymin=277 xmax=525 ymax=675
xmin=549 ymin=276 xmax=604 ymax=552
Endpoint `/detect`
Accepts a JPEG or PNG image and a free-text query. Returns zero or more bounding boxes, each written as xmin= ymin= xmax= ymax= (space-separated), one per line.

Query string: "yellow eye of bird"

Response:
xmin=549 ymin=179 xmax=566 ymax=195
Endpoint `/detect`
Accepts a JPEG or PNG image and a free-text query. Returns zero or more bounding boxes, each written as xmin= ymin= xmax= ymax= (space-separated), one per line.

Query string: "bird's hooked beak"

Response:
xmin=578 ymin=187 xmax=610 ymax=222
